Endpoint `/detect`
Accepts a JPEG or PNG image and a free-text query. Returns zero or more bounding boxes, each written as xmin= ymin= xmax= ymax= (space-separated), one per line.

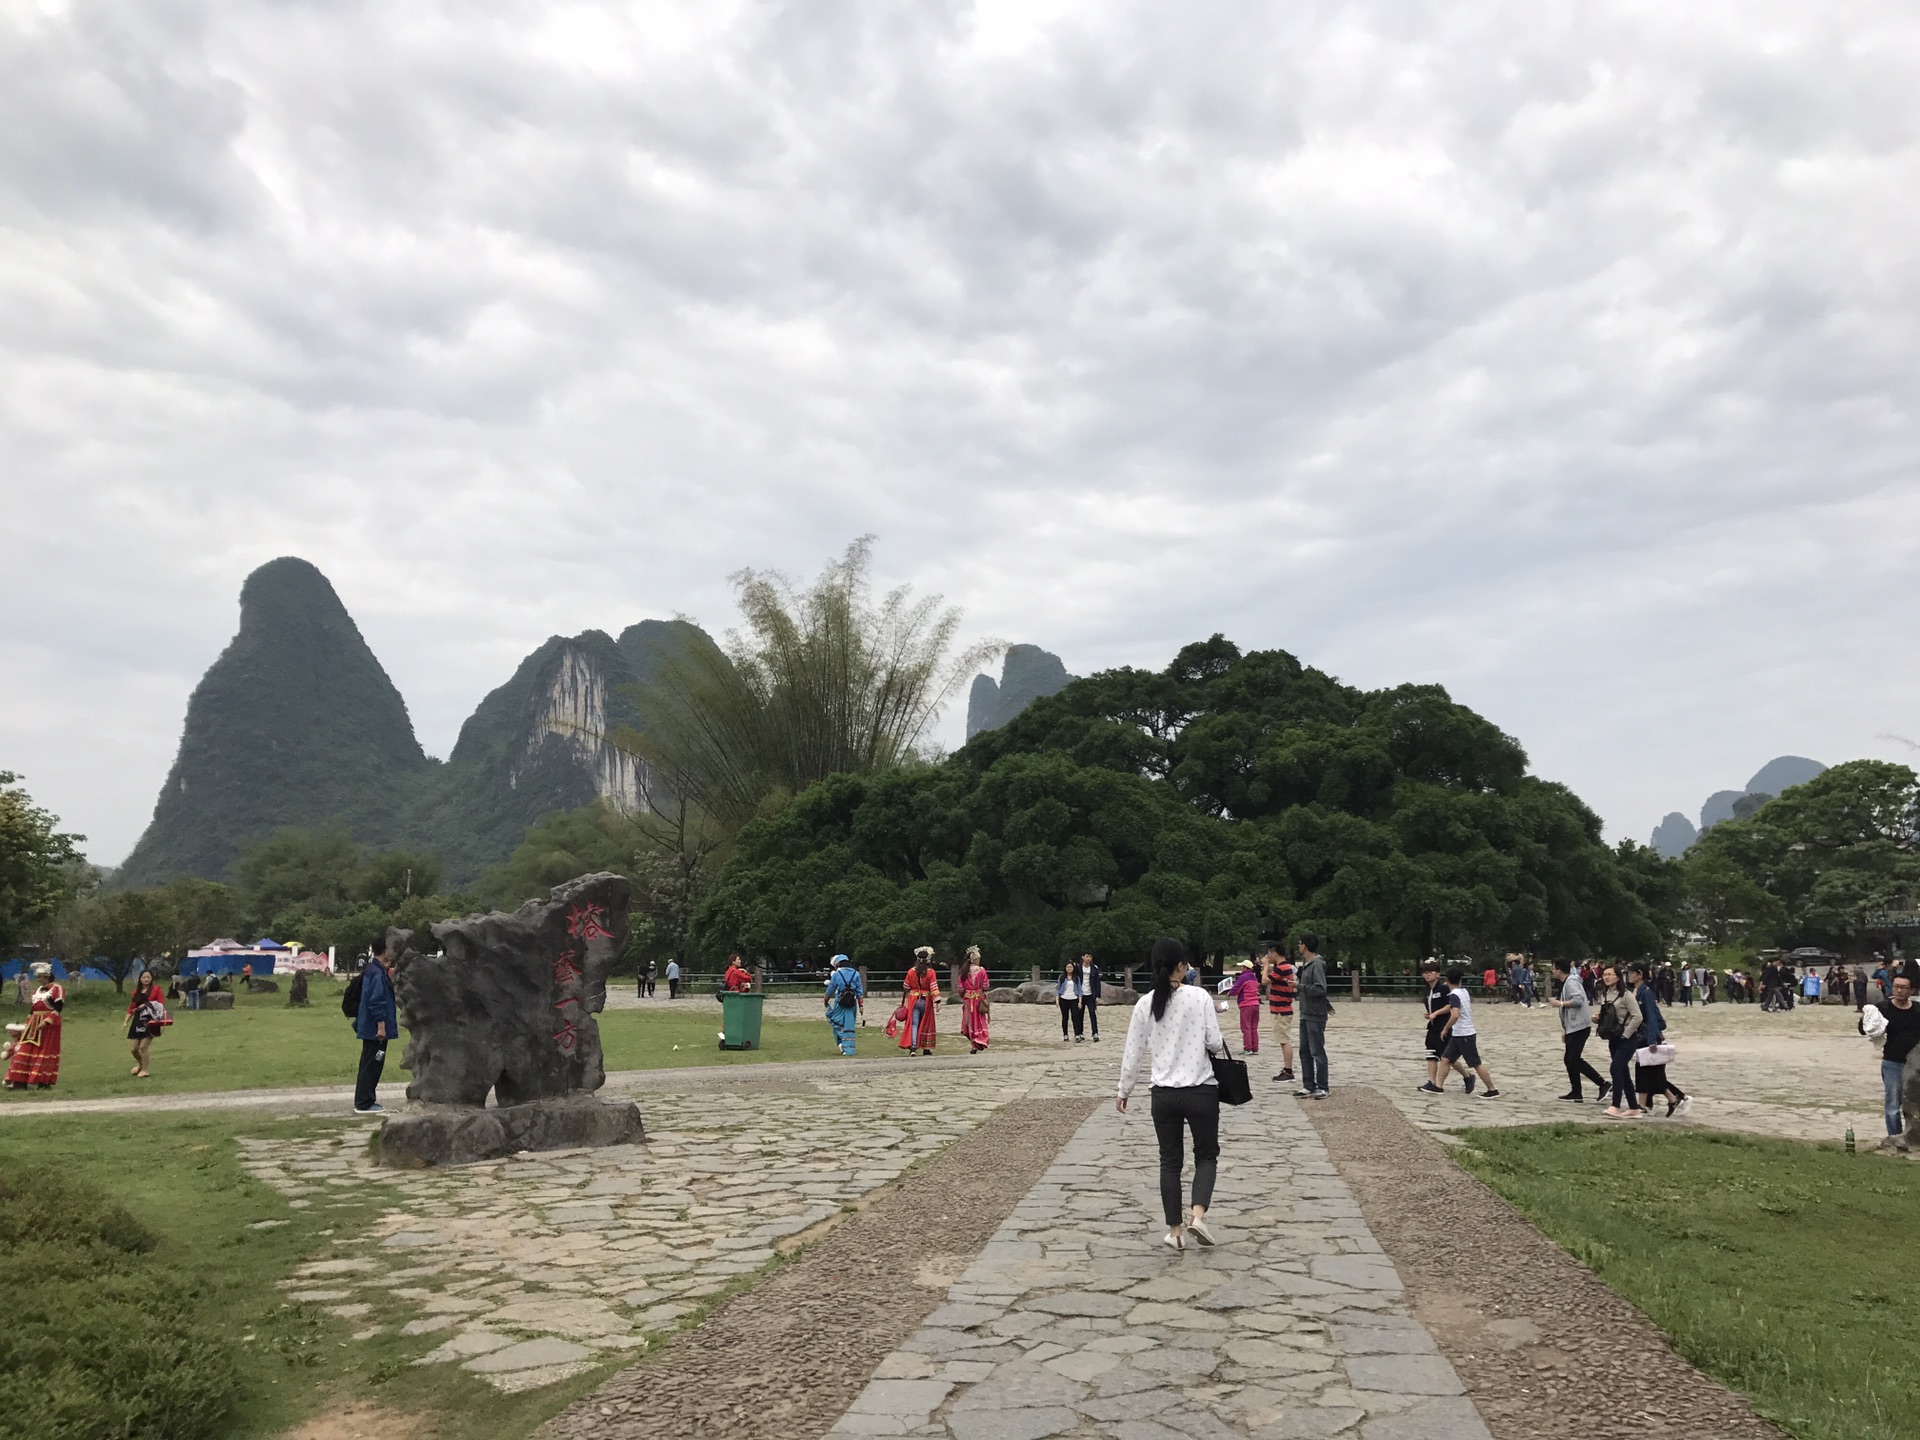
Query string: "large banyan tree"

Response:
xmin=694 ymin=637 xmax=1670 ymax=969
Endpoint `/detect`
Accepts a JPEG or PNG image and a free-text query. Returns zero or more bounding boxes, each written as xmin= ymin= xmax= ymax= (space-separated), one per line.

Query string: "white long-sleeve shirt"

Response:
xmin=1118 ymin=985 xmax=1225 ymax=1097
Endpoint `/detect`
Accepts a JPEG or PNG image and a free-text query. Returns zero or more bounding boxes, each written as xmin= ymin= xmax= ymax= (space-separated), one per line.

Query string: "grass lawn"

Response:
xmin=1455 ymin=1124 xmax=1920 ymax=1440
xmin=0 ymin=1109 xmax=633 ymax=1439
xmin=1 ymin=981 xmax=912 ymax=1101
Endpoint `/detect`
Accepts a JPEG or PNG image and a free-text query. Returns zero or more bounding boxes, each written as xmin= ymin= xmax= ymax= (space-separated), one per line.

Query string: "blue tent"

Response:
xmin=78 ymin=966 xmax=117 ymax=982
xmin=2 ymin=959 xmax=71 ymax=981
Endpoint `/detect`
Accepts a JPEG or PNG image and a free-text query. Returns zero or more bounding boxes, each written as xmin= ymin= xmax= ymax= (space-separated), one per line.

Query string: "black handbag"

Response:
xmin=1211 ymin=1041 xmax=1252 ymax=1106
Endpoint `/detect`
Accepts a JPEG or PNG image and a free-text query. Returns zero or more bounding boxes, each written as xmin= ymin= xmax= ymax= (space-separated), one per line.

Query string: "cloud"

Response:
xmin=4 ymin=0 xmax=1920 ymax=864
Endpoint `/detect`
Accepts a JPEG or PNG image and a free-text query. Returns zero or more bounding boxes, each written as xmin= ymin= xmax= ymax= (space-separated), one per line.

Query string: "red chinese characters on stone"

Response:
xmin=553 ymin=948 xmax=583 ymax=986
xmin=566 ymin=903 xmax=614 ymax=942
xmin=552 ymin=1018 xmax=579 ymax=1055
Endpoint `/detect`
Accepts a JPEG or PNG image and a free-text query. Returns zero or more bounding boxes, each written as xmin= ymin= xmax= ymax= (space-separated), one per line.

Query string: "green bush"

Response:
xmin=0 ymin=1163 xmax=240 ymax=1439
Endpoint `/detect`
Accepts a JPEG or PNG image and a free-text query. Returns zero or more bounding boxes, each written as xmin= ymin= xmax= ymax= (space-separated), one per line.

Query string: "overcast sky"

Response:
xmin=5 ymin=0 xmax=1920 ymax=866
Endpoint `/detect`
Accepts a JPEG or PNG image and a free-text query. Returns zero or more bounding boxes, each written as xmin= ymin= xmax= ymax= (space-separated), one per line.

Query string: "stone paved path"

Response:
xmin=243 ymin=1072 xmax=1044 ymax=1393
xmin=543 ymin=1097 xmax=1098 ymax=1440
xmin=828 ymin=1094 xmax=1490 ymax=1440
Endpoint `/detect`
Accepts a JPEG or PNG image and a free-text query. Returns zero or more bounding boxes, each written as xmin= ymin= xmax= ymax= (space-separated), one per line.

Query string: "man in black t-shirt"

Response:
xmin=1864 ymin=974 xmax=1919 ymax=1152
xmin=1417 ymin=959 xmax=1451 ymax=1094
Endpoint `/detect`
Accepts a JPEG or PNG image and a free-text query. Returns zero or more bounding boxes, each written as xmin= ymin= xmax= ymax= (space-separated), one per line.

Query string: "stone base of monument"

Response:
xmin=374 ymin=1095 xmax=645 ymax=1168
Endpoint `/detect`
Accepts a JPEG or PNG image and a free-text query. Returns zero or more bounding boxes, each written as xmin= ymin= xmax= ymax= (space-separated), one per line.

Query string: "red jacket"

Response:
xmin=723 ymin=964 xmax=753 ymax=992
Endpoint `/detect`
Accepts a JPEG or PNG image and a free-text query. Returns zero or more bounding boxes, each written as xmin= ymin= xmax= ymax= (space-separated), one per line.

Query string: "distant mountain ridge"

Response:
xmin=968 ymin=645 xmax=1075 ymax=739
xmin=117 ymin=559 xmax=708 ymax=887
xmin=1647 ymin=754 xmax=1828 ymax=858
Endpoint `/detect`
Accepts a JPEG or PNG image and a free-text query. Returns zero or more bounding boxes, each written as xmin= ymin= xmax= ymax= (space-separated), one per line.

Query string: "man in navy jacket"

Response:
xmin=354 ymin=935 xmax=399 ymax=1114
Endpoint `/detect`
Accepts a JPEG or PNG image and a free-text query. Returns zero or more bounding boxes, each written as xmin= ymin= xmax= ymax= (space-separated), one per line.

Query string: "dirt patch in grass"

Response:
xmin=1306 ymin=1087 xmax=1784 ymax=1440
xmin=540 ymin=1096 xmax=1096 ymax=1440
xmin=276 ymin=1399 xmax=441 ymax=1440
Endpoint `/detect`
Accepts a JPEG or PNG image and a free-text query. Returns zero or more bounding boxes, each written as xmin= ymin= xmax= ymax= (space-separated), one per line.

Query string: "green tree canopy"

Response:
xmin=82 ymin=888 xmax=179 ymax=992
xmin=1685 ymin=759 xmax=1920 ymax=952
xmin=696 ymin=638 xmax=1665 ymax=969
xmin=0 ymin=772 xmax=85 ymax=958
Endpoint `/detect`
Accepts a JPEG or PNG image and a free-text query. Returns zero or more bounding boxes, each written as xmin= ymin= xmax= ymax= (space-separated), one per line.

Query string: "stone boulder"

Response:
xmin=1906 ymin=1049 xmax=1920 ymax=1142
xmin=393 ymin=872 xmax=630 ymax=1109
xmin=375 ymin=1094 xmax=644 ymax=1169
xmin=245 ymin=976 xmax=279 ymax=993
xmin=200 ymin=991 xmax=234 ymax=1011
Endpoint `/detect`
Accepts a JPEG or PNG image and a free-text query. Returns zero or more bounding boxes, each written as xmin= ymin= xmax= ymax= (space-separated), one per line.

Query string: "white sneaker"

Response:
xmin=1163 ymin=1228 xmax=1184 ymax=1251
xmin=1674 ymin=1096 xmax=1694 ymax=1117
xmin=1187 ymin=1216 xmax=1217 ymax=1246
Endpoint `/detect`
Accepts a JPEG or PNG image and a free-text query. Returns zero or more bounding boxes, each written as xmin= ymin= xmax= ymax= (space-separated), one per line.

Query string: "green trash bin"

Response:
xmin=718 ymin=991 xmax=766 ymax=1051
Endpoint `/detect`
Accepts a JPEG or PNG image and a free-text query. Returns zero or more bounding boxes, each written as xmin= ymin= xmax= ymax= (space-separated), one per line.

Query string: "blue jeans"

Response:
xmin=1298 ymin=1014 xmax=1328 ymax=1092
xmin=1607 ymin=1036 xmax=1641 ymax=1110
xmin=1884 ymin=1058 xmax=1907 ymax=1136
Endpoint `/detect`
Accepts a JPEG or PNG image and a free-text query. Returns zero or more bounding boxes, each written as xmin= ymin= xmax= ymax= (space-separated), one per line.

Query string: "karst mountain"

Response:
xmin=118 ymin=559 xmax=1068 ymax=887
xmin=115 ymin=559 xmax=711 ymax=887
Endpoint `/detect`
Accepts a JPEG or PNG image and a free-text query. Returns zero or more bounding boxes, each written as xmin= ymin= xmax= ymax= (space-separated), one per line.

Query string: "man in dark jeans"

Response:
xmin=354 ymin=935 xmax=398 ymax=1115
xmin=1547 ymin=957 xmax=1609 ymax=1102
xmin=1080 ymin=952 xmax=1102 ymax=1041
xmin=1293 ymin=933 xmax=1330 ymax=1099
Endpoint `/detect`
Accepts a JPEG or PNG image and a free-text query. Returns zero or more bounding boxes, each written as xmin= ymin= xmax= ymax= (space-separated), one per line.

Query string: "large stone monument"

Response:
xmin=374 ymin=872 xmax=646 ymax=1167
xmin=1907 ymin=1049 xmax=1920 ymax=1146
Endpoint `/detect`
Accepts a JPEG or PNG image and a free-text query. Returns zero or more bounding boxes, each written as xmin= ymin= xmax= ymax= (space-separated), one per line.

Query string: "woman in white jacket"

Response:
xmin=1118 ymin=937 xmax=1228 ymax=1250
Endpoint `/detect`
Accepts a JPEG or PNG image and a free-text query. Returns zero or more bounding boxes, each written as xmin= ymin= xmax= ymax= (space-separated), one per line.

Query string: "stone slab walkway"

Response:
xmin=543 ymin=1097 xmax=1098 ymax=1439
xmin=828 ymin=1094 xmax=1490 ymax=1440
xmin=242 ymin=1070 xmax=1044 ymax=1393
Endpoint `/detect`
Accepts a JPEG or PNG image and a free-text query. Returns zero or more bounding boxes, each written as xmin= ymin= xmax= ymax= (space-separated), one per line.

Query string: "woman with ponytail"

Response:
xmin=1117 ymin=937 xmax=1228 ymax=1250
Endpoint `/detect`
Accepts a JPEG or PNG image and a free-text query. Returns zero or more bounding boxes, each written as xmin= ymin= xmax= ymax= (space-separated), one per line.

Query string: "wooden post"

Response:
xmin=1350 ymin=968 xmax=1361 ymax=1002
xmin=1031 ymin=965 xmax=1044 ymax=984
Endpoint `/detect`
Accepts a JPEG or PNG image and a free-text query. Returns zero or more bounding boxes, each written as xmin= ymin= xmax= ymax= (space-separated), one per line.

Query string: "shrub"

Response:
xmin=0 ymin=1164 xmax=240 ymax=1439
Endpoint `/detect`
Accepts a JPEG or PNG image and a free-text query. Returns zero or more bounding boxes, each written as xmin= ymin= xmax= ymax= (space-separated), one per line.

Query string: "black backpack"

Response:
xmin=1596 ymin=995 xmax=1622 ymax=1039
xmin=831 ymin=971 xmax=860 ymax=1008
xmin=341 ymin=972 xmax=364 ymax=1020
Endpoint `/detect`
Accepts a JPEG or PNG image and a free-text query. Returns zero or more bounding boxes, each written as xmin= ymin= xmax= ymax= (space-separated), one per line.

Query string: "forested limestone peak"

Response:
xmin=116 ymin=557 xmax=427 ymax=887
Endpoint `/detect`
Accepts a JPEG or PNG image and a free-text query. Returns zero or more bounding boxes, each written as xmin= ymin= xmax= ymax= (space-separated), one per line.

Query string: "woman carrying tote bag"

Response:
xmin=1117 ymin=937 xmax=1230 ymax=1251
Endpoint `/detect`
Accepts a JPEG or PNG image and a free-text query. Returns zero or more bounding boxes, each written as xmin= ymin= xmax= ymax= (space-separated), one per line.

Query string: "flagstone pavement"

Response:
xmin=826 ymin=1096 xmax=1488 ymax=1440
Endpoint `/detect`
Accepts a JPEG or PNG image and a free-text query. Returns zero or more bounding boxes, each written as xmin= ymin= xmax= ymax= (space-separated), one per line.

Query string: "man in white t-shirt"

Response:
xmin=1435 ymin=966 xmax=1501 ymax=1098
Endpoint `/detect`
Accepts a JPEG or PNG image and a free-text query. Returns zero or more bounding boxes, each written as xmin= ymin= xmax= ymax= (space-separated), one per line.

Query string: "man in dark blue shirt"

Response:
xmin=354 ymin=935 xmax=399 ymax=1114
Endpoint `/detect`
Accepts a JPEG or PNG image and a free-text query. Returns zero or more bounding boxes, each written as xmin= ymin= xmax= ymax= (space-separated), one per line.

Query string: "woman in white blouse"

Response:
xmin=1117 ymin=937 xmax=1227 ymax=1249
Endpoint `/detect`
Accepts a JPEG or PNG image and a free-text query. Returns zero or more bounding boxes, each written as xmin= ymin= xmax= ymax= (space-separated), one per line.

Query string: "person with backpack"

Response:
xmin=824 ymin=953 xmax=865 ymax=1056
xmin=350 ymin=935 xmax=399 ymax=1114
xmin=1595 ymin=964 xmax=1643 ymax=1119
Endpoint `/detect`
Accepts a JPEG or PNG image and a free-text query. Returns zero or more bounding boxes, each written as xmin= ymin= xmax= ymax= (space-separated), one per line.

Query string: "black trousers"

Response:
xmin=354 ymin=1038 xmax=386 ymax=1110
xmin=1562 ymin=1028 xmax=1607 ymax=1098
xmin=668 ymin=978 xmax=680 ymax=998
xmin=1150 ymin=1085 xmax=1220 ymax=1226
xmin=1059 ymin=997 xmax=1083 ymax=1037
xmin=1085 ymin=997 xmax=1099 ymax=1038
